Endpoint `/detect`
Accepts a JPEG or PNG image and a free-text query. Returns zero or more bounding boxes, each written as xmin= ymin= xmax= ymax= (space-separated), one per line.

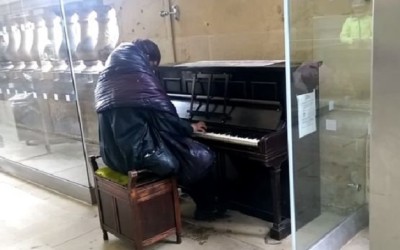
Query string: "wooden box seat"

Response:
xmin=89 ymin=156 xmax=182 ymax=250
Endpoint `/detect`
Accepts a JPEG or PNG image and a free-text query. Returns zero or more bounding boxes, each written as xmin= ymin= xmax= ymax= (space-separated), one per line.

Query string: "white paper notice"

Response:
xmin=297 ymin=89 xmax=316 ymax=138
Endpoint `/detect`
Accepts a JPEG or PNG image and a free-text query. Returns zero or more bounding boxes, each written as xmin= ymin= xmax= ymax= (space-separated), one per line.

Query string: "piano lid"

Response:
xmin=158 ymin=61 xmax=288 ymax=132
xmin=174 ymin=60 xmax=285 ymax=68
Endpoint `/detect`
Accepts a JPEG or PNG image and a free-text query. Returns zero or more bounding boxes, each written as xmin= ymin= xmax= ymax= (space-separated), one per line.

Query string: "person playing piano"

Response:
xmin=95 ymin=39 xmax=226 ymax=220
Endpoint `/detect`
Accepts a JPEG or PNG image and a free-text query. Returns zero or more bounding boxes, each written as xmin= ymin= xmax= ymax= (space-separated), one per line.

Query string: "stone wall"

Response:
xmin=370 ymin=0 xmax=400 ymax=247
xmin=112 ymin=0 xmax=285 ymax=63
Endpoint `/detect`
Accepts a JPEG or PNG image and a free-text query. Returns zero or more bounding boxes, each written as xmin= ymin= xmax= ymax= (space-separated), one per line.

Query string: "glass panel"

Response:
xmin=0 ymin=0 xmax=90 ymax=187
xmin=286 ymin=0 xmax=372 ymax=248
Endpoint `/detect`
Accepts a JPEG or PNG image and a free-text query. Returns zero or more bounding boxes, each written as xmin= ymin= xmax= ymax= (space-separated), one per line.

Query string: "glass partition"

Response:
xmin=285 ymin=0 xmax=372 ymax=248
xmin=0 ymin=0 xmax=90 ymax=188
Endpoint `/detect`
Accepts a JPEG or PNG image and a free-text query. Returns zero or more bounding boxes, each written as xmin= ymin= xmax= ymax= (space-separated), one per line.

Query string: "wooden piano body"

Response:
xmin=157 ymin=61 xmax=321 ymax=240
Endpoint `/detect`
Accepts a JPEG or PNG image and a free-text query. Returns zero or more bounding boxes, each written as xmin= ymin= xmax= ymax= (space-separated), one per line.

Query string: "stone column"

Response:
xmin=6 ymin=17 xmax=23 ymax=70
xmin=95 ymin=6 xmax=119 ymax=66
xmin=76 ymin=9 xmax=100 ymax=72
xmin=17 ymin=16 xmax=35 ymax=70
xmin=31 ymin=9 xmax=51 ymax=72
xmin=60 ymin=9 xmax=83 ymax=72
xmin=44 ymin=11 xmax=67 ymax=72
xmin=0 ymin=19 xmax=11 ymax=70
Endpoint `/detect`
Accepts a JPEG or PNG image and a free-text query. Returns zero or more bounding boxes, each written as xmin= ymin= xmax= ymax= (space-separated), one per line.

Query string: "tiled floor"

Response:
xmin=0 ymin=171 xmax=369 ymax=250
xmin=0 ymin=171 xmax=293 ymax=250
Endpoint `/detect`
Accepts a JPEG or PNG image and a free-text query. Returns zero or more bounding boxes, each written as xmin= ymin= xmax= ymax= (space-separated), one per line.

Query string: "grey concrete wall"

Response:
xmin=370 ymin=0 xmax=400 ymax=249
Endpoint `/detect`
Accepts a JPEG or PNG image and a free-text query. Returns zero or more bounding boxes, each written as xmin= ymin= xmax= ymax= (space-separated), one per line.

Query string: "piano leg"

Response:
xmin=268 ymin=163 xmax=291 ymax=241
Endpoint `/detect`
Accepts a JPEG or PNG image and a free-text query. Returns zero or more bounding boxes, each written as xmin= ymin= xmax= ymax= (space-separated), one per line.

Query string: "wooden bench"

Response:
xmin=89 ymin=156 xmax=182 ymax=250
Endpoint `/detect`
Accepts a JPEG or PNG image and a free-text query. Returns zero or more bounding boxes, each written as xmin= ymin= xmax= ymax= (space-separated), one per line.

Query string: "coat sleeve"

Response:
xmin=154 ymin=111 xmax=194 ymax=137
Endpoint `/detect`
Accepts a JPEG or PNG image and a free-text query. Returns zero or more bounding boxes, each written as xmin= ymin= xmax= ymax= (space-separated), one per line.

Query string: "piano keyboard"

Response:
xmin=193 ymin=132 xmax=259 ymax=147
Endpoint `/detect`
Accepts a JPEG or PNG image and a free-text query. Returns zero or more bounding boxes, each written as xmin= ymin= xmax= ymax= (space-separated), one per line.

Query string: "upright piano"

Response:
xmin=157 ymin=60 xmax=321 ymax=241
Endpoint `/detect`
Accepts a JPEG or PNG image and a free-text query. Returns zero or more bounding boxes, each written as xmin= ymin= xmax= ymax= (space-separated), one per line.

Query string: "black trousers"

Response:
xmin=181 ymin=170 xmax=218 ymax=211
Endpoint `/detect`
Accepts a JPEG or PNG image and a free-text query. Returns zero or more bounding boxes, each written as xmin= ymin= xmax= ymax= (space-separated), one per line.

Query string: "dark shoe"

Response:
xmin=194 ymin=207 xmax=230 ymax=221
xmin=194 ymin=209 xmax=217 ymax=221
xmin=214 ymin=208 xmax=229 ymax=219
xmin=215 ymin=200 xmax=229 ymax=218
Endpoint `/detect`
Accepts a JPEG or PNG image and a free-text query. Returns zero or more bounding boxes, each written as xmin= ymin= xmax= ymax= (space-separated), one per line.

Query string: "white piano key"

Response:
xmin=193 ymin=132 xmax=259 ymax=147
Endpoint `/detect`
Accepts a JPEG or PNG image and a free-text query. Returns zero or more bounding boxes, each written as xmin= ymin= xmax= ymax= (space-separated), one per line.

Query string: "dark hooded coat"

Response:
xmin=95 ymin=42 xmax=214 ymax=185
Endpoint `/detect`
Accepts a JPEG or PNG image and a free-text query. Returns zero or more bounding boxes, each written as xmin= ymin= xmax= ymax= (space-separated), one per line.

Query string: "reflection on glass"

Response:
xmin=0 ymin=0 xmax=104 ymax=188
xmin=340 ymin=0 xmax=372 ymax=48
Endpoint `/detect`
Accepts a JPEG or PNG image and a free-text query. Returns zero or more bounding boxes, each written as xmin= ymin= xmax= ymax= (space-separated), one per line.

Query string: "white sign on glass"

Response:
xmin=297 ymin=89 xmax=316 ymax=138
